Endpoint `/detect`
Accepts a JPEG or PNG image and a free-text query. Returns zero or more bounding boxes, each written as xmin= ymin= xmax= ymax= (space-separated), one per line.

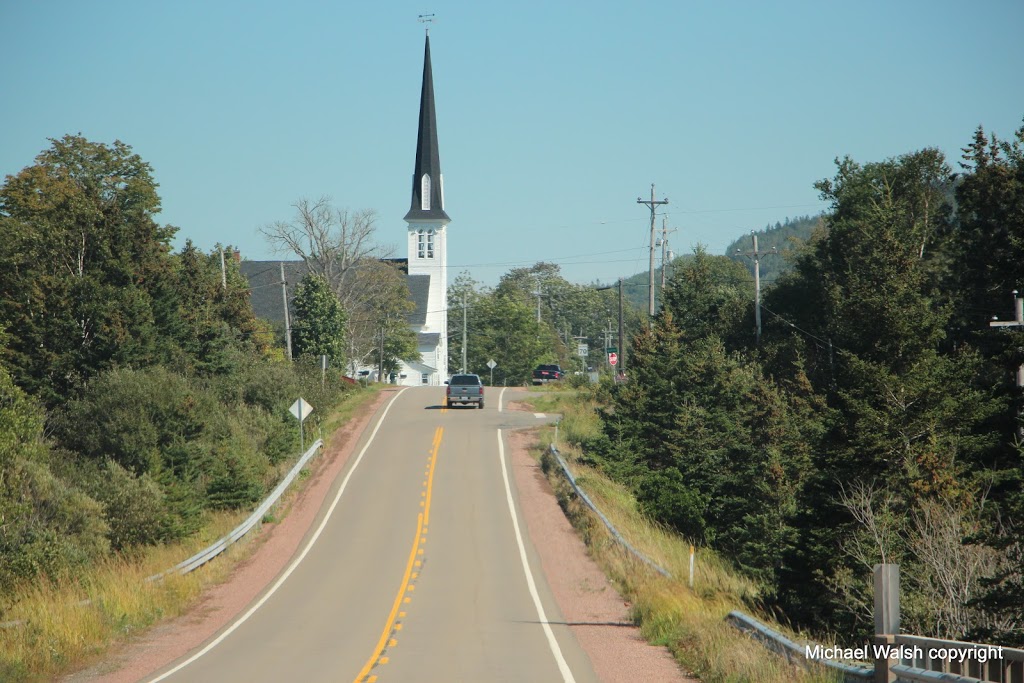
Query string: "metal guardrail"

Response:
xmin=891 ymin=665 xmax=987 ymax=682
xmin=148 ymin=438 xmax=324 ymax=581
xmin=547 ymin=445 xmax=671 ymax=578
xmin=726 ymin=611 xmax=874 ymax=682
xmin=889 ymin=635 xmax=1024 ymax=683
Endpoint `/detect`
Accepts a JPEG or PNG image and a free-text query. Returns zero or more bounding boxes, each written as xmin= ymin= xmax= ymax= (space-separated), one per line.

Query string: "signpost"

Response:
xmin=486 ymin=359 xmax=497 ymax=386
xmin=289 ymin=398 xmax=314 ymax=451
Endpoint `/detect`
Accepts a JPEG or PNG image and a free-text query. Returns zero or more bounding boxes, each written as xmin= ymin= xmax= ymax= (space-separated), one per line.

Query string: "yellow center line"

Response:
xmin=352 ymin=426 xmax=444 ymax=683
xmin=353 ymin=513 xmax=423 ymax=683
xmin=424 ymin=427 xmax=442 ymax=527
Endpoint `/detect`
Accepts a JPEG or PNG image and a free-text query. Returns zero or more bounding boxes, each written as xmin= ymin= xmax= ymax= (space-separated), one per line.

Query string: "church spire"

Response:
xmin=404 ymin=34 xmax=450 ymax=222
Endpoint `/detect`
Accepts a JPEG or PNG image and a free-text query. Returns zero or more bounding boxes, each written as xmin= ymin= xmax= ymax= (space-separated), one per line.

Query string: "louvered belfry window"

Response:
xmin=416 ymin=229 xmax=435 ymax=259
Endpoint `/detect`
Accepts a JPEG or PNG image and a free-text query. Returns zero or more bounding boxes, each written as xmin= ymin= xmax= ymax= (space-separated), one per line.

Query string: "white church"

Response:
xmin=390 ymin=33 xmax=450 ymax=386
xmin=240 ymin=34 xmax=451 ymax=386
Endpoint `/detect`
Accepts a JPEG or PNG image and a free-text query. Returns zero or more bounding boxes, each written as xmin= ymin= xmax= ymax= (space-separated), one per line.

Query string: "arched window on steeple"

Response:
xmin=421 ymin=174 xmax=431 ymax=211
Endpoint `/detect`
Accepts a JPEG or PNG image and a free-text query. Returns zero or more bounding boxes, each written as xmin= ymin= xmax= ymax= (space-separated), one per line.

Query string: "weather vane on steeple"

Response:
xmin=418 ymin=13 xmax=435 ymax=35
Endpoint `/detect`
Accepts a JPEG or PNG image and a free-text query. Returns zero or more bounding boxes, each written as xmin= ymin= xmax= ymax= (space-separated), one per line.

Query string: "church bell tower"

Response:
xmin=403 ymin=32 xmax=449 ymax=383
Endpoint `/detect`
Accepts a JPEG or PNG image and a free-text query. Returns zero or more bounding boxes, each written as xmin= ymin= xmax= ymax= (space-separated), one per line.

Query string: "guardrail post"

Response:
xmin=873 ymin=564 xmax=900 ymax=683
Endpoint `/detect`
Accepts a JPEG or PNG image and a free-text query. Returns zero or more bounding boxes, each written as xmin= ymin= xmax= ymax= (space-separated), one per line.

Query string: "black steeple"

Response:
xmin=404 ymin=34 xmax=450 ymax=222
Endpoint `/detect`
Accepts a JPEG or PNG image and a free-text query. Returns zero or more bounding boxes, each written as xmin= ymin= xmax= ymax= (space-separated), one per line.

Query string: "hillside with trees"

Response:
xmin=581 ymin=122 xmax=1024 ymax=645
xmin=725 ymin=214 xmax=824 ymax=284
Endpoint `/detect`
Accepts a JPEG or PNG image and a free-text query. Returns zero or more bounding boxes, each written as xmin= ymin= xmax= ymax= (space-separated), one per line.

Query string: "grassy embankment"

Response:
xmin=0 ymin=384 xmax=383 ymax=682
xmin=524 ymin=386 xmax=841 ymax=683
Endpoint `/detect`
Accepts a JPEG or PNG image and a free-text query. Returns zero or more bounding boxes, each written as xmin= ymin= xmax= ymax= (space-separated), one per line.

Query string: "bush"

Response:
xmin=636 ymin=469 xmax=709 ymax=543
xmin=0 ymin=368 xmax=110 ymax=597
xmin=55 ymin=367 xmax=214 ymax=477
xmin=0 ymin=459 xmax=110 ymax=597
xmin=565 ymin=372 xmax=591 ymax=389
xmin=68 ymin=459 xmax=169 ymax=550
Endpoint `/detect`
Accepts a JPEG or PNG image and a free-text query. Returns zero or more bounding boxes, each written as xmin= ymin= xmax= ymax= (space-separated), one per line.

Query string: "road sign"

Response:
xmin=289 ymin=398 xmax=314 ymax=452
xmin=605 ymin=346 xmax=617 ymax=354
xmin=486 ymin=359 xmax=497 ymax=369
xmin=609 ymin=352 xmax=618 ymax=366
xmin=577 ymin=343 xmax=588 ymax=357
xmin=289 ymin=398 xmax=313 ymax=422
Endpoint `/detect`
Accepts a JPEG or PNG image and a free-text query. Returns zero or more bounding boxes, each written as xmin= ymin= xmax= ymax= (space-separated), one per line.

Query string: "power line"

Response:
xmin=759 ymin=302 xmax=831 ymax=347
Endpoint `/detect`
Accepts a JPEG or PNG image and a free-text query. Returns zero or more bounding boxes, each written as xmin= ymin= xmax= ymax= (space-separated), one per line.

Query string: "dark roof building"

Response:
xmin=239 ymin=261 xmax=430 ymax=328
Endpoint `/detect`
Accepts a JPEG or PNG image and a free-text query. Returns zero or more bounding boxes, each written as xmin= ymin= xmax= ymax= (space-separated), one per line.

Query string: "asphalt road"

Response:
xmin=148 ymin=386 xmax=598 ymax=683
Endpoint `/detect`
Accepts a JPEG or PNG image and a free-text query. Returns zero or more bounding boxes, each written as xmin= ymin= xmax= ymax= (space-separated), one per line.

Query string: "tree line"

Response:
xmin=447 ymin=263 xmax=647 ymax=384
xmin=586 ymin=122 xmax=1024 ymax=644
xmin=0 ymin=135 xmax=356 ymax=602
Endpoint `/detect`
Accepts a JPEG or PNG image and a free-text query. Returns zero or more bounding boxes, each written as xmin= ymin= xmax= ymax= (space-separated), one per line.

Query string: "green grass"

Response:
xmin=522 ymin=389 xmax=842 ymax=683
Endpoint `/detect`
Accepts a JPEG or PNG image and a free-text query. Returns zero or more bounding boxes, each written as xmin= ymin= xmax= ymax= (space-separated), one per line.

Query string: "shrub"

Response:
xmin=0 ymin=459 xmax=110 ymax=597
xmin=69 ymin=459 xmax=169 ymax=550
xmin=55 ymin=367 xmax=214 ymax=477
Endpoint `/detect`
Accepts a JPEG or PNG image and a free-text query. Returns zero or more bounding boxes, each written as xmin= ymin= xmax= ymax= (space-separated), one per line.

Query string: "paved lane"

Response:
xmin=149 ymin=387 xmax=596 ymax=683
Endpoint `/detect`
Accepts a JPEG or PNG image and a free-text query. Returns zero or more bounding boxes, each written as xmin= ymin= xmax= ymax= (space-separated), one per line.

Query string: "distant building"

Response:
xmin=240 ymin=33 xmax=450 ymax=386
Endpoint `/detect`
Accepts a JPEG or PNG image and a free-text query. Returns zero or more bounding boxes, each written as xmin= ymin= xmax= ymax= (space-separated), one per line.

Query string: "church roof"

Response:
xmin=403 ymin=35 xmax=451 ymax=223
xmin=417 ymin=332 xmax=440 ymax=347
xmin=240 ymin=260 xmax=308 ymax=326
xmin=406 ymin=273 xmax=431 ymax=325
xmin=239 ymin=260 xmax=429 ymax=327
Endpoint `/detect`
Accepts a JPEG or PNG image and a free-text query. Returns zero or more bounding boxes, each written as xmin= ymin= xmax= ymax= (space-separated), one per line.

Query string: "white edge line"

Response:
xmin=148 ymin=388 xmax=407 ymax=683
xmin=496 ymin=429 xmax=576 ymax=683
xmin=499 ymin=387 xmax=507 ymax=413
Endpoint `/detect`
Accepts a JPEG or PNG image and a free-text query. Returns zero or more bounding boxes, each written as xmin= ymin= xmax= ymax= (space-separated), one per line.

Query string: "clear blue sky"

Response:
xmin=3 ymin=0 xmax=1023 ymax=285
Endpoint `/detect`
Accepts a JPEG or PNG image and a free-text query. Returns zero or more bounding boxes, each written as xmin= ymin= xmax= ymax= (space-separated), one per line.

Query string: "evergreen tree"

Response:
xmin=291 ymin=273 xmax=347 ymax=365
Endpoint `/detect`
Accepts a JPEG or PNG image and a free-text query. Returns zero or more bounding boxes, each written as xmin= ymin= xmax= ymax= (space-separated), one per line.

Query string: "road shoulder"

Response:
xmin=506 ymin=427 xmax=696 ymax=683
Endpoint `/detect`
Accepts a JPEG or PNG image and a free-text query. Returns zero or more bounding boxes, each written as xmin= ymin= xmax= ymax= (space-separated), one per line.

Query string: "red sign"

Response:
xmin=609 ymin=352 xmax=618 ymax=366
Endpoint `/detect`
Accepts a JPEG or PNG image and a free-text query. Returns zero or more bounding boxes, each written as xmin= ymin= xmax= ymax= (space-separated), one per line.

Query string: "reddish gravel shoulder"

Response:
xmin=506 ymin=428 xmax=696 ymax=683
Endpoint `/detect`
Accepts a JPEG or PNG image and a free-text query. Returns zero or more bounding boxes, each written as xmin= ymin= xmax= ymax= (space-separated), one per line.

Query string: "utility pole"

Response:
xmin=462 ymin=290 xmax=468 ymax=373
xmin=990 ymin=290 xmax=1024 ymax=437
xmin=378 ymin=326 xmax=385 ymax=383
xmin=219 ymin=247 xmax=227 ymax=290
xmin=598 ymin=279 xmax=628 ymax=375
xmin=535 ymin=276 xmax=543 ymax=323
xmin=637 ymin=184 xmax=669 ymax=319
xmin=618 ymin=277 xmax=625 ymax=374
xmin=280 ymin=262 xmax=292 ymax=361
xmin=735 ymin=232 xmax=776 ymax=345
xmin=658 ymin=217 xmax=677 ymax=293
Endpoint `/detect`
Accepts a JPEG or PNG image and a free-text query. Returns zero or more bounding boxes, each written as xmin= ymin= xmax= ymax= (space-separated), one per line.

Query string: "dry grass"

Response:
xmin=525 ymin=390 xmax=841 ymax=683
xmin=0 ymin=511 xmax=242 ymax=681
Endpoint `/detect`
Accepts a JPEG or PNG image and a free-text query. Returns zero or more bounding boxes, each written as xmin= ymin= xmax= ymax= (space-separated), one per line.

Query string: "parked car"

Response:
xmin=446 ymin=374 xmax=484 ymax=408
xmin=532 ymin=364 xmax=563 ymax=385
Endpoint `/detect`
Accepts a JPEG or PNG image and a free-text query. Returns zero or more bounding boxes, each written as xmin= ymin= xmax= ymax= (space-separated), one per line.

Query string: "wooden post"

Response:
xmin=873 ymin=564 xmax=900 ymax=683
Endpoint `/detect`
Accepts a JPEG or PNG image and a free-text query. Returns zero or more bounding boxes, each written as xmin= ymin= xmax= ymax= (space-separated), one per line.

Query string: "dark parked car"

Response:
xmin=532 ymin=364 xmax=563 ymax=385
